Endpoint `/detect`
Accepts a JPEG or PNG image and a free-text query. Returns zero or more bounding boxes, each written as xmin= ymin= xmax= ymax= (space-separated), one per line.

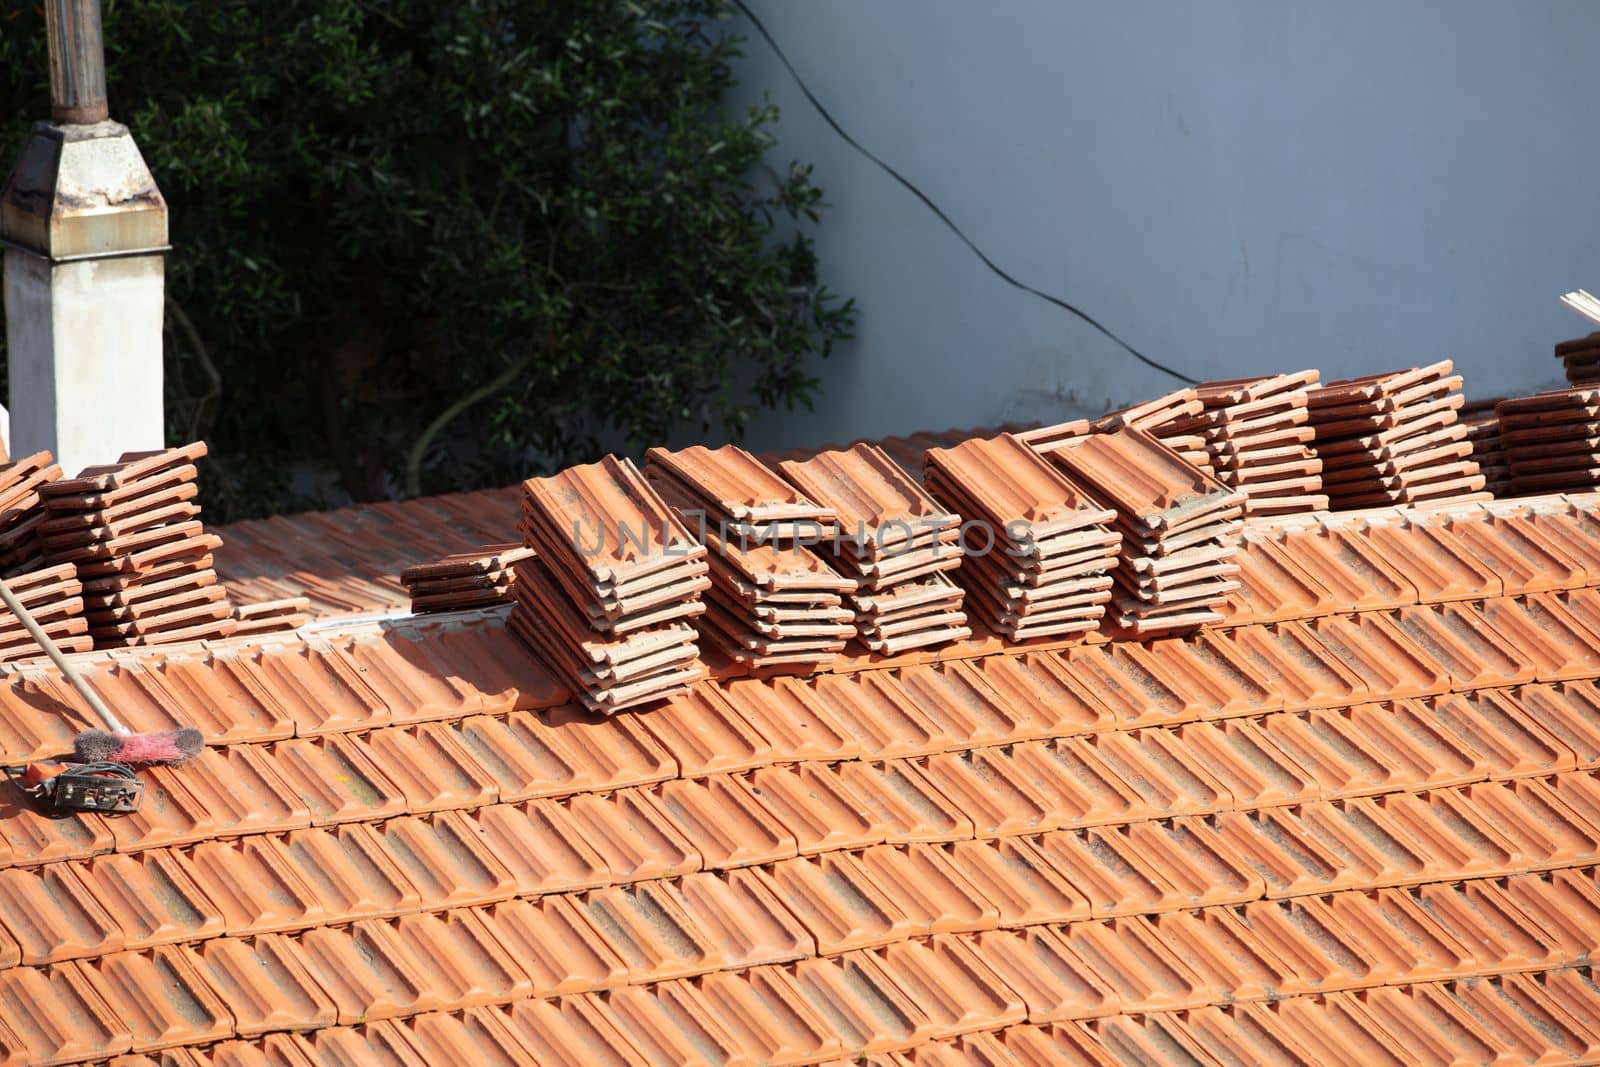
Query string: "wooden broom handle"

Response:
xmin=0 ymin=576 xmax=123 ymax=733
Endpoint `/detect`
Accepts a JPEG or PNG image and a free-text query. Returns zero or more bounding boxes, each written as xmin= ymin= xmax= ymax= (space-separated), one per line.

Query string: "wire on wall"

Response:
xmin=732 ymin=0 xmax=1198 ymax=386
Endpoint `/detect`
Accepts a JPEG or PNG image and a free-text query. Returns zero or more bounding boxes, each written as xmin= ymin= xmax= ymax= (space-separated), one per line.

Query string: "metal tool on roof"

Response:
xmin=2 ymin=759 xmax=142 ymax=813
xmin=0 ymin=574 xmax=200 ymax=766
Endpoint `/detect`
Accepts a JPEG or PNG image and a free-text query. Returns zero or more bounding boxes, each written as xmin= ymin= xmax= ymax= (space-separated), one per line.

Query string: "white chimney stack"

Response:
xmin=0 ymin=0 xmax=167 ymax=476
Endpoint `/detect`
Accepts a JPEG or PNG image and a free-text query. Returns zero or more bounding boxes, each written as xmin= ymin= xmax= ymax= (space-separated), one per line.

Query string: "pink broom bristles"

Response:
xmin=74 ymin=727 xmax=203 ymax=765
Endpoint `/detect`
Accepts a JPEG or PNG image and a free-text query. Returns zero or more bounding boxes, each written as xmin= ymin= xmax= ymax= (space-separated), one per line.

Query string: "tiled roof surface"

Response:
xmin=212 ymin=427 xmax=1008 ymax=622
xmin=2 ymin=481 xmax=1600 ymax=1061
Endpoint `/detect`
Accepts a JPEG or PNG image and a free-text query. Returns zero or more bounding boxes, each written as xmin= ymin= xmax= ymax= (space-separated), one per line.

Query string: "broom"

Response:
xmin=0 ymin=576 xmax=201 ymax=764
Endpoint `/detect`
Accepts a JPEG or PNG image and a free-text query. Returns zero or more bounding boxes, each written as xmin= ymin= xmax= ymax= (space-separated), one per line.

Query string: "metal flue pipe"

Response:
xmin=44 ymin=0 xmax=109 ymax=124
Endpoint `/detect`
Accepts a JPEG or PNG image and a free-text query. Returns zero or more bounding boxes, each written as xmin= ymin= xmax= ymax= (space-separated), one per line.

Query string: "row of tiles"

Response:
xmin=1217 ymin=496 xmax=1600 ymax=626
xmin=8 ymin=860 xmax=1600 ymax=1065
xmin=6 ymin=755 xmax=1600 ymax=976
xmin=8 ymin=487 xmax=1600 ymax=758
xmin=79 ymin=966 xmax=1600 ymax=1067
xmin=161 ymin=484 xmax=1600 ymax=690
xmin=36 ymin=485 xmax=1600 ymax=708
xmin=6 ymin=577 xmax=1600 ymax=774
xmin=1 ymin=662 xmax=1595 ymax=874
xmin=642 ymin=490 xmax=1600 ymax=679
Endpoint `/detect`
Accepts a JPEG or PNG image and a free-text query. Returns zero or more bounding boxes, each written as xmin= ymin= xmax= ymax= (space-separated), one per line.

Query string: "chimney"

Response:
xmin=0 ymin=0 xmax=167 ymax=476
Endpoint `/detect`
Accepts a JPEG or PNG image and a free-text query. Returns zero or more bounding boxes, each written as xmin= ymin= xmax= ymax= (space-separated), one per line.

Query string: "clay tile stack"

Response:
xmin=1306 ymin=359 xmax=1487 ymax=508
xmin=779 ymin=443 xmax=970 ymax=654
xmin=0 ymin=561 xmax=90 ymax=661
xmin=691 ymin=527 xmax=858 ymax=669
xmin=1459 ymin=397 xmax=1509 ymax=497
xmin=1557 ymin=332 xmax=1600 ymax=386
xmin=644 ymin=445 xmax=854 ymax=671
xmin=645 ymin=444 xmax=837 ymax=542
xmin=1164 ymin=371 xmax=1327 ymax=515
xmin=1019 ymin=393 xmax=1220 ymax=479
xmin=923 ymin=433 xmax=1120 ymax=640
xmin=1089 ymin=388 xmax=1217 ymax=476
xmin=1497 ymin=387 xmax=1600 ymax=494
xmin=1045 ymin=427 xmax=1244 ymax=636
xmin=37 ymin=442 xmax=234 ymax=647
xmin=0 ymin=450 xmax=65 ymax=575
xmin=1012 ymin=417 xmax=1091 ymax=456
xmin=230 ymin=597 xmax=311 ymax=637
xmin=511 ymin=455 xmax=710 ymax=712
xmin=401 ymin=543 xmax=533 ymax=614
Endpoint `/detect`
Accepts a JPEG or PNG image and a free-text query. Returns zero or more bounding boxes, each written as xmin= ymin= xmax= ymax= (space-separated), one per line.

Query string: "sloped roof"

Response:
xmin=212 ymin=427 xmax=1011 ymax=621
xmin=0 ymin=482 xmax=1599 ymax=1062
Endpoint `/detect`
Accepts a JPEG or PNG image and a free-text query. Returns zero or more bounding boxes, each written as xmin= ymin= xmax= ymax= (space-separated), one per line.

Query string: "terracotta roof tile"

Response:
xmin=0 ymin=863 xmax=123 ymax=964
xmin=791 ymin=950 xmax=939 ymax=1054
xmin=0 ymin=786 xmax=111 ymax=866
xmin=649 ymin=774 xmax=798 ymax=868
xmin=275 ymin=824 xmax=421 ymax=920
xmin=876 ymin=935 xmax=1027 ymax=1038
xmin=269 ymin=735 xmax=406 ymax=826
xmin=684 ymin=866 xmax=816 ymax=964
xmin=0 ymin=960 xmax=131 ymax=1064
xmin=743 ymin=762 xmax=890 ymax=855
xmin=465 ymin=800 xmax=610 ymax=897
xmin=184 ymin=835 xmax=327 ymax=936
xmin=940 ymin=837 xmax=1086 ymax=928
xmin=972 ymin=925 xmax=1118 ymax=1022
xmin=837 ymin=759 xmax=974 ymax=844
xmin=689 ymin=967 xmax=842 ymax=1065
xmin=373 ymin=812 xmax=517 ymax=909
xmin=191 ymin=934 xmax=336 ymax=1038
xmin=603 ymin=980 xmax=755 ymax=1064
xmin=757 ymin=851 xmax=915 ymax=955
xmin=635 ymin=685 xmax=777 ymax=776
xmin=89 ymin=945 xmax=234 ymax=1053
xmin=562 ymin=788 xmax=700 ymax=883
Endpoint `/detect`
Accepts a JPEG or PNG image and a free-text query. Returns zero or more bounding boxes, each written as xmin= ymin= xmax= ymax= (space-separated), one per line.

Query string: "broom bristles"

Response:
xmin=74 ymin=727 xmax=203 ymax=765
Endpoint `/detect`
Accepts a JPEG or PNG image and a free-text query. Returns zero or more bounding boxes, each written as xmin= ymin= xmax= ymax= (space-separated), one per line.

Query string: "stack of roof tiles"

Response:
xmin=1018 ymin=391 xmax=1217 ymax=478
xmin=924 ymin=433 xmax=1120 ymax=640
xmin=1306 ymin=360 xmax=1487 ymax=508
xmin=1090 ymin=388 xmax=1217 ymax=475
xmin=6 ymin=480 xmax=1600 ymax=1064
xmin=1047 ymin=427 xmax=1244 ymax=635
xmin=1461 ymin=396 xmax=1510 ymax=497
xmin=0 ymin=451 xmax=64 ymax=577
xmin=510 ymin=456 xmax=710 ymax=711
xmin=1498 ymin=387 xmax=1600 ymax=495
xmin=780 ymin=443 xmax=971 ymax=654
xmin=229 ymin=597 xmax=311 ymax=637
xmin=1558 ymin=331 xmax=1600 ymax=385
xmin=645 ymin=445 xmax=856 ymax=671
xmin=37 ymin=443 xmax=234 ymax=648
xmin=401 ymin=543 xmax=532 ymax=615
xmin=0 ymin=561 xmax=89 ymax=660
xmin=0 ymin=450 xmax=90 ymax=661
xmin=1166 ymin=371 xmax=1328 ymax=516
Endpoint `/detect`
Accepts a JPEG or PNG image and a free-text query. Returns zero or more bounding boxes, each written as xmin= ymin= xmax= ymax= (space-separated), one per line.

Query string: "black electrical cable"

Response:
xmin=731 ymin=0 xmax=1198 ymax=386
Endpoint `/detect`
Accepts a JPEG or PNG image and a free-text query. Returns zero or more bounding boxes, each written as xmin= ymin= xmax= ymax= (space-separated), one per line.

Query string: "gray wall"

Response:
xmin=734 ymin=0 xmax=1595 ymax=453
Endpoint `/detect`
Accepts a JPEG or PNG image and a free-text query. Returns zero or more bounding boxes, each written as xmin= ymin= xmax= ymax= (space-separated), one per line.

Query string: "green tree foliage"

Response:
xmin=0 ymin=0 xmax=853 ymax=520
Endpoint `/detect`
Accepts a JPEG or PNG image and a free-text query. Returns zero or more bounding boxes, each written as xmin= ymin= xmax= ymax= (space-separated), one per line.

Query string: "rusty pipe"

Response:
xmin=44 ymin=0 xmax=109 ymax=125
